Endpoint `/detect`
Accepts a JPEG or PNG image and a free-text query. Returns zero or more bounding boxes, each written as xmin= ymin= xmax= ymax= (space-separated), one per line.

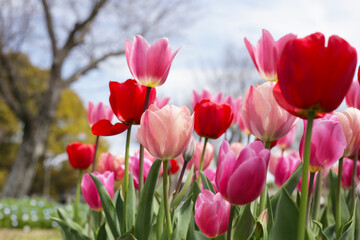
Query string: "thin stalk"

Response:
xmin=163 ymin=160 xmax=173 ymax=235
xmin=173 ymin=161 xmax=188 ymax=201
xmin=259 ymin=141 xmax=271 ymax=214
xmin=247 ymin=134 xmax=251 ymax=145
xmin=312 ymin=171 xmax=322 ymax=224
xmin=74 ymin=169 xmax=83 ymax=223
xmin=227 ymin=205 xmax=236 ymax=240
xmin=306 ymin=172 xmax=315 ymax=227
xmin=197 ymin=137 xmax=208 ymax=185
xmin=123 ymin=124 xmax=132 ymax=223
xmin=351 ymin=149 xmax=359 ymax=211
xmin=336 ymin=157 xmax=344 ymax=239
xmin=297 ymin=111 xmax=315 ymax=240
xmin=138 ymin=86 xmax=152 ymax=193
xmin=91 ymin=136 xmax=100 ymax=172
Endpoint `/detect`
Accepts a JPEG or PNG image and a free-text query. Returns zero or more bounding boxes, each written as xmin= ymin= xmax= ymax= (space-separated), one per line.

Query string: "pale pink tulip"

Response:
xmin=334 ymin=108 xmax=360 ymax=157
xmin=242 ymin=82 xmax=297 ymax=142
xmin=230 ymin=142 xmax=244 ymax=157
xmin=179 ymin=141 xmax=214 ymax=171
xmin=154 ymin=96 xmax=170 ymax=109
xmin=216 ymin=141 xmax=270 ymax=205
xmin=81 ymin=171 xmax=114 ymax=211
xmin=97 ymin=153 xmax=125 ymax=181
xmin=191 ymin=89 xmax=223 ymax=110
xmin=244 ymin=29 xmax=296 ymax=82
xmin=276 ymin=123 xmax=297 ymax=150
xmin=300 ymin=115 xmax=346 ymax=172
xmin=136 ymin=105 xmax=194 ymax=160
xmin=87 ymin=101 xmax=113 ymax=127
xmin=346 ymin=81 xmax=360 ymax=109
xmin=195 ymin=189 xmax=230 ymax=238
xmin=341 ymin=158 xmax=360 ymax=188
xmin=125 ymin=35 xmax=179 ymax=87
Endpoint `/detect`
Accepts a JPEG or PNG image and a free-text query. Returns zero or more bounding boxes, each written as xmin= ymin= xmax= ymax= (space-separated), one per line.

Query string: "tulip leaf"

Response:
xmin=266 ymin=188 xmax=274 ymax=232
xmin=199 ymin=171 xmax=215 ymax=194
xmin=154 ymin=195 xmax=165 ymax=239
xmin=115 ymin=190 xmax=124 ymax=234
xmin=53 ymin=217 xmax=92 ymax=240
xmin=172 ymin=166 xmax=194 ymax=209
xmin=57 ymin=208 xmax=85 ymax=234
xmin=329 ymin=169 xmax=350 ymax=224
xmin=339 ymin=200 xmax=357 ymax=240
xmin=253 ymin=219 xmax=269 ymax=240
xmin=126 ymin=173 xmax=136 ymax=232
xmin=269 ymin=189 xmax=299 ymax=240
xmin=313 ymin=221 xmax=329 ymax=240
xmin=355 ymin=200 xmax=360 ymax=239
xmin=90 ymin=173 xmax=120 ymax=239
xmin=97 ymin=222 xmax=107 ymax=240
xmin=171 ymin=195 xmax=194 ymax=240
xmin=324 ymin=224 xmax=336 ymax=239
xmin=232 ymin=203 xmax=256 ymax=240
xmin=189 ymin=181 xmax=201 ymax=204
xmin=186 ymin=213 xmax=210 ymax=240
xmin=134 ymin=159 xmax=161 ymax=240
xmin=116 ymin=232 xmax=136 ymax=240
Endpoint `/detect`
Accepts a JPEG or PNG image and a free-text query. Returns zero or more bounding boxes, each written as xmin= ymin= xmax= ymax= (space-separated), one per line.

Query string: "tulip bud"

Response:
xmin=66 ymin=142 xmax=94 ymax=170
xmin=182 ymin=136 xmax=196 ymax=162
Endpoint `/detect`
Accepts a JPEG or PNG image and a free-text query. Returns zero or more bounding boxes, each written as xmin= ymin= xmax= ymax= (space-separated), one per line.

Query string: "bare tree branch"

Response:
xmin=40 ymin=0 xmax=57 ymax=57
xmin=62 ymin=50 xmax=124 ymax=87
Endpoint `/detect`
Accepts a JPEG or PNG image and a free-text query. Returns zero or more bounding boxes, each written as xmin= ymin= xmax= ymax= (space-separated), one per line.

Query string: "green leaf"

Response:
xmin=324 ymin=224 xmax=336 ymax=240
xmin=313 ymin=221 xmax=329 ymax=240
xmin=53 ymin=217 xmax=92 ymax=240
xmin=117 ymin=232 xmax=137 ymax=240
xmin=266 ymin=187 xmax=274 ymax=232
xmin=126 ymin=173 xmax=136 ymax=232
xmin=189 ymin=181 xmax=201 ymax=204
xmin=269 ymin=189 xmax=299 ymax=240
xmin=253 ymin=219 xmax=269 ymax=240
xmin=115 ymin=191 xmax=124 ymax=235
xmin=171 ymin=195 xmax=194 ymax=240
xmin=355 ymin=199 xmax=360 ymax=240
xmin=97 ymin=223 xmax=107 ymax=240
xmin=134 ymin=159 xmax=162 ymax=240
xmin=90 ymin=173 xmax=120 ymax=239
xmin=154 ymin=197 xmax=165 ymax=239
xmin=172 ymin=166 xmax=194 ymax=209
xmin=232 ymin=204 xmax=256 ymax=239
xmin=199 ymin=171 xmax=215 ymax=194
xmin=57 ymin=208 xmax=84 ymax=233
xmin=329 ymin=169 xmax=350 ymax=224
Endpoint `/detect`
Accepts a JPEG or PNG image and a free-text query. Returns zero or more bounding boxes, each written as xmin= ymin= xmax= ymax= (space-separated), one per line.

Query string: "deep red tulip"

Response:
xmin=274 ymin=32 xmax=357 ymax=119
xmin=91 ymin=120 xmax=129 ymax=136
xmin=194 ymin=99 xmax=233 ymax=139
xmin=109 ymin=79 xmax=156 ymax=125
xmin=66 ymin=142 xmax=95 ymax=170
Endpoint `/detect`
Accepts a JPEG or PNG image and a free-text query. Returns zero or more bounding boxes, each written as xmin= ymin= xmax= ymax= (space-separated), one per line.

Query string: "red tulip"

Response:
xmin=109 ymin=79 xmax=156 ymax=125
xmin=66 ymin=142 xmax=95 ymax=170
xmin=274 ymin=32 xmax=357 ymax=119
xmin=194 ymin=99 xmax=233 ymax=139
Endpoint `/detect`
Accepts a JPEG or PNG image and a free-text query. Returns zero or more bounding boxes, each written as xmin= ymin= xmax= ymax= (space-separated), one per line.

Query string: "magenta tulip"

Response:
xmin=136 ymin=105 xmax=193 ymax=160
xmin=97 ymin=153 xmax=125 ymax=181
xmin=346 ymin=81 xmax=360 ymax=109
xmin=269 ymin=150 xmax=299 ymax=175
xmin=341 ymin=158 xmax=360 ymax=188
xmin=202 ymin=168 xmax=218 ymax=192
xmin=125 ymin=35 xmax=180 ymax=87
xmin=242 ymin=82 xmax=297 ymax=142
xmin=244 ymin=29 xmax=296 ymax=82
xmin=81 ymin=171 xmax=114 ymax=211
xmin=300 ymin=115 xmax=346 ymax=172
xmin=87 ymin=101 xmax=113 ymax=127
xmin=129 ymin=154 xmax=153 ymax=189
xmin=216 ymin=141 xmax=270 ymax=205
xmin=195 ymin=189 xmax=230 ymax=238
xmin=274 ymin=154 xmax=300 ymax=187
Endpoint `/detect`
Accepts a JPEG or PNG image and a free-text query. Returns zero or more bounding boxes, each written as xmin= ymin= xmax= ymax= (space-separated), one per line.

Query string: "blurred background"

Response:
xmin=0 ymin=0 xmax=360 ymax=238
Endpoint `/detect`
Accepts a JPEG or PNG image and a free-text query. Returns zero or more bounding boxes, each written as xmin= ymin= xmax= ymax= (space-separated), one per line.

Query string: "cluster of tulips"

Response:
xmin=58 ymin=30 xmax=360 ymax=240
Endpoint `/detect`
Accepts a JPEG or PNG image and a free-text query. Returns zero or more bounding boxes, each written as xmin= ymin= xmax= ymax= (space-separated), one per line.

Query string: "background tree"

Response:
xmin=0 ymin=0 xmax=196 ymax=197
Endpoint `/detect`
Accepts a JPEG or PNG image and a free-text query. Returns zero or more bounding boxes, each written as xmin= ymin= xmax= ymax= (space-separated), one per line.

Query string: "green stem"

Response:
xmin=306 ymin=172 xmax=315 ymax=227
xmin=74 ymin=169 xmax=83 ymax=223
xmin=227 ymin=205 xmax=236 ymax=240
xmin=351 ymin=149 xmax=359 ymax=211
xmin=259 ymin=141 xmax=271 ymax=214
xmin=173 ymin=161 xmax=188 ymax=202
xmin=197 ymin=138 xmax=208 ymax=185
xmin=163 ymin=160 xmax=173 ymax=235
xmin=123 ymin=124 xmax=132 ymax=223
xmin=91 ymin=135 xmax=100 ymax=172
xmin=312 ymin=171 xmax=322 ymax=224
xmin=297 ymin=111 xmax=314 ymax=240
xmin=336 ymin=157 xmax=344 ymax=239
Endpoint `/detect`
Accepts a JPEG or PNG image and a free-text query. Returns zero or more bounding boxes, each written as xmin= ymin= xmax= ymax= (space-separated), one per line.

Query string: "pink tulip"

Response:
xmin=191 ymin=89 xmax=223 ymax=109
xmin=81 ymin=171 xmax=114 ymax=211
xmin=125 ymin=35 xmax=180 ymax=87
xmin=276 ymin=123 xmax=297 ymax=150
xmin=242 ymin=82 xmax=297 ymax=142
xmin=346 ymin=81 xmax=360 ymax=109
xmin=222 ymin=95 xmax=242 ymax=126
xmin=202 ymin=168 xmax=218 ymax=192
xmin=297 ymin=173 xmax=317 ymax=193
xmin=195 ymin=189 xmax=230 ymax=238
xmin=334 ymin=108 xmax=360 ymax=157
xmin=129 ymin=154 xmax=153 ymax=189
xmin=97 ymin=153 xmax=125 ymax=181
xmin=154 ymin=96 xmax=170 ymax=109
xmin=244 ymin=29 xmax=296 ymax=82
xmin=274 ymin=154 xmax=300 ymax=187
xmin=136 ymin=105 xmax=193 ymax=160
xmin=269 ymin=150 xmax=299 ymax=175
xmin=179 ymin=141 xmax=214 ymax=171
xmin=87 ymin=102 xmax=114 ymax=127
xmin=341 ymin=158 xmax=360 ymax=188
xmin=216 ymin=141 xmax=270 ymax=205
xmin=300 ymin=115 xmax=346 ymax=172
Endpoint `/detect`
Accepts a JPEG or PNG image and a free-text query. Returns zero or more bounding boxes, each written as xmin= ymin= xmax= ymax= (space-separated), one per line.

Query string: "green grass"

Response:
xmin=0 ymin=229 xmax=61 ymax=240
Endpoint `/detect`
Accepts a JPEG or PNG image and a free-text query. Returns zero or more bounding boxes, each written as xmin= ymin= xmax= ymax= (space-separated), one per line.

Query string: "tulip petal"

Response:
xmin=91 ymin=120 xmax=129 ymax=136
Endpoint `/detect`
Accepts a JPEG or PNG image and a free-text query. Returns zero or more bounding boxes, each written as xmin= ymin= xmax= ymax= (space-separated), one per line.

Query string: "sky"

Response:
xmin=70 ymin=0 xmax=360 ymax=155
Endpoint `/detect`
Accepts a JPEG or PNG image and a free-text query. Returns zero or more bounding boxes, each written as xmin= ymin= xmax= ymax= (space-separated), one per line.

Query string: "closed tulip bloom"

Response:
xmin=222 ymin=95 xmax=242 ymax=126
xmin=299 ymin=115 xmax=347 ymax=172
xmin=87 ymin=101 xmax=113 ymax=127
xmin=202 ymin=168 xmax=218 ymax=192
xmin=341 ymin=158 xmax=360 ymax=188
xmin=269 ymin=150 xmax=299 ymax=175
xmin=109 ymin=79 xmax=156 ymax=125
xmin=334 ymin=108 xmax=360 ymax=157
xmin=346 ymin=81 xmax=360 ymax=109
xmin=136 ymin=105 xmax=194 ymax=160
xmin=66 ymin=142 xmax=95 ymax=170
xmin=244 ymin=29 xmax=296 ymax=82
xmin=129 ymin=154 xmax=153 ymax=189
xmin=125 ymin=35 xmax=180 ymax=87
xmin=182 ymin=136 xmax=196 ymax=162
xmin=194 ymin=99 xmax=233 ymax=139
xmin=154 ymin=96 xmax=170 ymax=109
xmin=195 ymin=189 xmax=230 ymax=238
xmin=81 ymin=171 xmax=114 ymax=211
xmin=97 ymin=153 xmax=125 ymax=181
xmin=274 ymin=32 xmax=357 ymax=119
xmin=216 ymin=141 xmax=270 ymax=205
xmin=274 ymin=154 xmax=300 ymax=187
xmin=179 ymin=141 xmax=214 ymax=170
xmin=242 ymin=82 xmax=297 ymax=142
xmin=276 ymin=123 xmax=297 ymax=150
xmin=191 ymin=89 xmax=223 ymax=109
